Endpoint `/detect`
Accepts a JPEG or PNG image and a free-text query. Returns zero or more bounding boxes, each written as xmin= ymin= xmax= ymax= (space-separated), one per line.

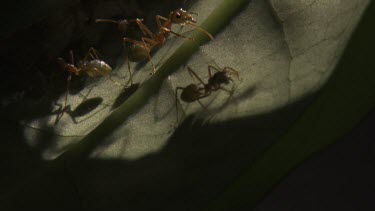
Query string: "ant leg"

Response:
xmin=88 ymin=47 xmax=100 ymax=60
xmin=123 ymin=37 xmax=156 ymax=74
xmin=210 ymin=59 xmax=222 ymax=69
xmin=168 ymin=29 xmax=195 ymax=41
xmin=96 ymin=18 xmax=140 ymax=24
xmin=95 ymin=19 xmax=118 ymax=24
xmin=220 ymin=83 xmax=238 ymax=98
xmin=96 ymin=18 xmax=141 ymax=32
xmin=174 ymin=87 xmax=184 ymax=126
xmin=156 ymin=15 xmax=169 ymax=30
xmin=186 ymin=21 xmax=214 ymax=40
xmin=70 ymin=115 xmax=78 ymax=124
xmin=82 ymin=47 xmax=100 ymax=62
xmin=126 ymin=48 xmax=133 ymax=85
xmin=187 ymin=66 xmax=205 ymax=86
xmin=135 ymin=18 xmax=155 ymax=39
xmin=83 ymin=47 xmax=98 ymax=61
xmin=208 ymin=64 xmax=221 ymax=72
xmin=55 ymin=73 xmax=72 ymax=125
xmin=54 ymin=105 xmax=72 ymax=125
xmin=142 ymin=37 xmax=158 ymax=46
xmin=91 ymin=68 xmax=123 ymax=86
xmin=207 ymin=65 xmax=221 ymax=78
xmin=159 ymin=26 xmax=194 ymax=41
xmin=156 ymin=16 xmax=194 ymax=40
xmin=124 ymin=36 xmax=157 ymax=48
xmin=127 ymin=19 xmax=140 ymax=24
xmin=70 ymin=50 xmax=75 ymax=64
xmin=219 ymin=86 xmax=233 ymax=94
xmin=223 ymin=67 xmax=241 ymax=81
xmin=207 ymin=66 xmax=213 ymax=79
xmin=123 ymin=38 xmax=149 ymax=49
xmin=64 ymin=73 xmax=72 ymax=109
xmin=156 ymin=15 xmax=193 ymax=41
xmin=53 ymin=102 xmax=63 ymax=125
xmin=141 ymin=37 xmax=158 ymax=74
xmin=104 ymin=75 xmax=123 ymax=86
xmin=220 ymin=85 xmax=237 ymax=106
xmin=197 ymin=99 xmax=208 ymax=110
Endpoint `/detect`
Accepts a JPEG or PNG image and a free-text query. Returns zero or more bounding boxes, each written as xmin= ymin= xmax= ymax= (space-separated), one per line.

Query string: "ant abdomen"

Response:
xmin=127 ymin=44 xmax=149 ymax=62
xmin=180 ymin=84 xmax=202 ymax=102
xmin=83 ymin=60 xmax=112 ymax=77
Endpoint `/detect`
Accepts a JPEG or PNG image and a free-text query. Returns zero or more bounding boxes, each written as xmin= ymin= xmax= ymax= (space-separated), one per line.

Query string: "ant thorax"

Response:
xmin=208 ymin=72 xmax=231 ymax=87
xmin=65 ymin=64 xmax=79 ymax=76
xmin=181 ymin=84 xmax=202 ymax=102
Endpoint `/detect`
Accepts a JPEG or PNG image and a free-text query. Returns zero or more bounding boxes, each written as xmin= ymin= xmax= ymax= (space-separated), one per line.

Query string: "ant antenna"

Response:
xmin=186 ymin=22 xmax=214 ymax=40
xmin=95 ymin=19 xmax=119 ymax=24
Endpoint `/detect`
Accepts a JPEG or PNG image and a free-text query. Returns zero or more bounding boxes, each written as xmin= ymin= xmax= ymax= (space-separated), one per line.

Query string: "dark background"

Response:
xmin=256 ymin=108 xmax=375 ymax=211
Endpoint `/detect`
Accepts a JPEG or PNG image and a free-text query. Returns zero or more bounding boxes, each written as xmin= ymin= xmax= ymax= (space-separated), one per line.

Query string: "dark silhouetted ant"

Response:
xmin=174 ymin=65 xmax=240 ymax=125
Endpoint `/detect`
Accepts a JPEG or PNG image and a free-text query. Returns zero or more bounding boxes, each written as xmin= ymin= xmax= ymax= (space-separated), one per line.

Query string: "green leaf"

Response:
xmin=3 ymin=0 xmax=373 ymax=210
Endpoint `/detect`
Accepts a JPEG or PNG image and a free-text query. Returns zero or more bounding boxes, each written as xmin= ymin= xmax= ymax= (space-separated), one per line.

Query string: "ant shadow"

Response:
xmin=111 ymin=83 xmax=140 ymax=110
xmin=53 ymin=97 xmax=104 ymax=125
xmin=2 ymin=92 xmax=316 ymax=211
xmin=201 ymin=85 xmax=258 ymax=121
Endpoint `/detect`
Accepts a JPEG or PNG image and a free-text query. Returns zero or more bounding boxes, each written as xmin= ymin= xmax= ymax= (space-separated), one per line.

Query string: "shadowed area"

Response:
xmin=0 ymin=93 xmax=314 ymax=211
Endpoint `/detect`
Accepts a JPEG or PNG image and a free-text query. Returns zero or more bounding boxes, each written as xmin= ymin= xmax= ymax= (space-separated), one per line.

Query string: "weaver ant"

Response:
xmin=123 ymin=8 xmax=214 ymax=74
xmin=174 ymin=65 xmax=240 ymax=125
xmin=56 ymin=47 xmax=120 ymax=120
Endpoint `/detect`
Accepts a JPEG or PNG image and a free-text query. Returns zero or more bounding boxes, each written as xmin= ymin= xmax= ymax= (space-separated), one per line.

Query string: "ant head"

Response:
xmin=210 ymin=71 xmax=231 ymax=85
xmin=57 ymin=57 xmax=76 ymax=74
xmin=170 ymin=8 xmax=197 ymax=24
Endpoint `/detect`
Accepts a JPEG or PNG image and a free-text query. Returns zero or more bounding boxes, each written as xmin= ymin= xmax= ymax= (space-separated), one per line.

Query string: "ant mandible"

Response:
xmin=123 ymin=8 xmax=214 ymax=74
xmin=174 ymin=65 xmax=240 ymax=125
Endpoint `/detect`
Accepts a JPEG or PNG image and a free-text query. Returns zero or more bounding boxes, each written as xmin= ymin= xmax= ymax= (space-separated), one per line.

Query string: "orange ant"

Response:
xmin=123 ymin=8 xmax=214 ymax=74
xmin=174 ymin=65 xmax=240 ymax=125
xmin=57 ymin=47 xmax=120 ymax=118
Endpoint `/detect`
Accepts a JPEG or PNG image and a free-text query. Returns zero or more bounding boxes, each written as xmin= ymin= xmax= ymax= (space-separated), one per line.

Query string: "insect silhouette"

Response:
xmin=174 ymin=65 xmax=240 ymax=125
xmin=123 ymin=8 xmax=214 ymax=74
xmin=57 ymin=47 xmax=120 ymax=112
